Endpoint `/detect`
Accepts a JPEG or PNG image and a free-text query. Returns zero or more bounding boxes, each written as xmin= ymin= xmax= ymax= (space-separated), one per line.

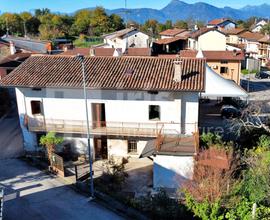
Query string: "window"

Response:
xmin=128 ymin=140 xmax=137 ymax=153
xmin=149 ymin=105 xmax=160 ymax=121
xmin=31 ymin=101 xmax=42 ymax=115
xmin=221 ymin=60 xmax=228 ymax=64
xmin=220 ymin=67 xmax=228 ymax=74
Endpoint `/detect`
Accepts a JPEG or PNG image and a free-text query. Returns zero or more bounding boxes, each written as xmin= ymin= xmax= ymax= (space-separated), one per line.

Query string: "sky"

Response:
xmin=0 ymin=0 xmax=269 ymax=13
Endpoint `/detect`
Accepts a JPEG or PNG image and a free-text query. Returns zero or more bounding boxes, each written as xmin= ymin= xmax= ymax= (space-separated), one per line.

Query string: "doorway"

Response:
xmin=94 ymin=137 xmax=108 ymax=160
xmin=92 ymin=103 xmax=106 ymax=128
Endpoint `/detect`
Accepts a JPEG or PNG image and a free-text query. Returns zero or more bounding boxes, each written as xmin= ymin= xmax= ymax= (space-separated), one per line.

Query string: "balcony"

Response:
xmin=26 ymin=116 xmax=197 ymax=138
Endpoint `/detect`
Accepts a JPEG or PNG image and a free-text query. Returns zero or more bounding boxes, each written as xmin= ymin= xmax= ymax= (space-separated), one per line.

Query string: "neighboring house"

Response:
xmin=153 ymin=36 xmax=188 ymax=54
xmin=0 ymin=55 xmax=247 ymax=190
xmin=102 ymin=28 xmax=150 ymax=53
xmin=60 ymin=47 xmax=152 ymax=57
xmin=1 ymin=35 xmax=51 ymax=54
xmin=159 ymin=28 xmax=190 ymax=39
xmin=0 ymin=53 xmax=31 ymax=79
xmin=222 ymin=28 xmax=246 ymax=44
xmin=239 ymin=31 xmax=265 ymax=59
xmin=251 ymin=20 xmax=268 ymax=33
xmin=207 ymin=18 xmax=236 ymax=30
xmin=187 ymin=28 xmax=227 ymax=51
xmin=180 ymin=50 xmax=244 ymax=84
xmin=258 ymin=35 xmax=270 ymax=66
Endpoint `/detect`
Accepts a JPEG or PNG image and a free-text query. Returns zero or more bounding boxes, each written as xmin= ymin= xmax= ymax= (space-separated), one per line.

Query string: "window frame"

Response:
xmin=148 ymin=105 xmax=161 ymax=121
xmin=220 ymin=66 xmax=229 ymax=74
xmin=30 ymin=100 xmax=43 ymax=115
xmin=128 ymin=140 xmax=138 ymax=154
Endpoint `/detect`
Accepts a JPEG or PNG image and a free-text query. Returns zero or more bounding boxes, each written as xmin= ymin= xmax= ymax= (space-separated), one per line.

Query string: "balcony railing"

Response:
xmin=26 ymin=116 xmax=197 ymax=137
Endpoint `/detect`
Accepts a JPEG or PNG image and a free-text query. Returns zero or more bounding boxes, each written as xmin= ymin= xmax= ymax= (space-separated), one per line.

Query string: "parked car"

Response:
xmin=255 ymin=71 xmax=270 ymax=79
xmin=221 ymin=105 xmax=241 ymax=119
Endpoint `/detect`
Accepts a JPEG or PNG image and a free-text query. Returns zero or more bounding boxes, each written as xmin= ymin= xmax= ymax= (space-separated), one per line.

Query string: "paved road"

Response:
xmin=0 ymin=159 xmax=123 ymax=220
xmin=0 ymin=104 xmax=24 ymax=159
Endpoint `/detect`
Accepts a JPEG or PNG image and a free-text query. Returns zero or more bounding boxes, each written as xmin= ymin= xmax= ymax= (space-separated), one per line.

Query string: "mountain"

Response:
xmin=80 ymin=0 xmax=270 ymax=24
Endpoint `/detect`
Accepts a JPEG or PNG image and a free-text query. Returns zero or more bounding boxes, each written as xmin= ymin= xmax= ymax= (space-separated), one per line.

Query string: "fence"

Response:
xmin=75 ymin=163 xmax=90 ymax=182
xmin=51 ymin=153 xmax=65 ymax=177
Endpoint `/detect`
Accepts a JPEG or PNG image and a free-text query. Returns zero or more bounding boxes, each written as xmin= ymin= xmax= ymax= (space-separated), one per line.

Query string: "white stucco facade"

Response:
xmin=188 ymin=30 xmax=226 ymax=51
xmin=104 ymin=30 xmax=150 ymax=52
xmin=153 ymin=155 xmax=194 ymax=189
xmin=15 ymin=88 xmax=199 ymax=158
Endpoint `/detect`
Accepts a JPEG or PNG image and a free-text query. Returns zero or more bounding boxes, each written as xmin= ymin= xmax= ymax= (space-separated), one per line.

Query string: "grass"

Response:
xmin=73 ymin=37 xmax=103 ymax=48
xmin=241 ymin=69 xmax=258 ymax=75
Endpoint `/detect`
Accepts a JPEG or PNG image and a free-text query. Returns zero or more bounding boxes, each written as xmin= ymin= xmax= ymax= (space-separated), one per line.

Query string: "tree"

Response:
xmin=72 ymin=9 xmax=92 ymax=35
xmin=0 ymin=13 xmax=23 ymax=35
xmin=34 ymin=8 xmax=51 ymax=18
xmin=40 ymin=132 xmax=63 ymax=166
xmin=174 ymin=20 xmax=188 ymax=29
xmin=91 ymin=7 xmax=110 ymax=36
xmin=109 ymin=14 xmax=125 ymax=32
xmin=261 ymin=23 xmax=270 ymax=35
xmin=142 ymin=19 xmax=159 ymax=37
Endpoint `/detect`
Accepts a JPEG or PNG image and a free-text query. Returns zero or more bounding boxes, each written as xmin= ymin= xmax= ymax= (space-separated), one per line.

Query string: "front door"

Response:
xmin=94 ymin=137 xmax=108 ymax=160
xmin=92 ymin=103 xmax=106 ymax=128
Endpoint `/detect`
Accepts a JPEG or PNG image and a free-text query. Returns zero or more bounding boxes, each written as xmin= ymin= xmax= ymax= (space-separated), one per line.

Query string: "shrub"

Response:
xmin=200 ymin=132 xmax=223 ymax=148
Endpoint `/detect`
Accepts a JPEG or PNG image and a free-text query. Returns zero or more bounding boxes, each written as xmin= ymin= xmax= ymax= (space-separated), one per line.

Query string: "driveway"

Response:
xmin=0 ymin=159 xmax=123 ymax=220
xmin=0 ymin=89 xmax=24 ymax=159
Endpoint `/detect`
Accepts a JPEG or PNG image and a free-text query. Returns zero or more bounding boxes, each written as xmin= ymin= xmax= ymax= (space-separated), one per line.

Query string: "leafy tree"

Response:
xmin=164 ymin=20 xmax=173 ymax=29
xmin=109 ymin=14 xmax=125 ymax=31
xmin=261 ymin=23 xmax=270 ymax=35
xmin=40 ymin=132 xmax=63 ymax=166
xmin=174 ymin=20 xmax=188 ymax=29
xmin=34 ymin=8 xmax=51 ymax=18
xmin=142 ymin=19 xmax=159 ymax=37
xmin=0 ymin=13 xmax=23 ymax=35
xmin=91 ymin=7 xmax=110 ymax=36
xmin=72 ymin=9 xmax=92 ymax=35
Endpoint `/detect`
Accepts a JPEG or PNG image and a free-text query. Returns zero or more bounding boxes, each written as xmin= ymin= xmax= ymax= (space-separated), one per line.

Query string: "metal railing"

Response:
xmin=26 ymin=116 xmax=197 ymax=137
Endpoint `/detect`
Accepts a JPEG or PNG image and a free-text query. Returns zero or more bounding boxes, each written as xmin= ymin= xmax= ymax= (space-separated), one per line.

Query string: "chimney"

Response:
xmin=63 ymin=45 xmax=68 ymax=52
xmin=9 ymin=41 xmax=16 ymax=55
xmin=194 ymin=24 xmax=198 ymax=31
xmin=113 ymin=48 xmax=122 ymax=57
xmin=89 ymin=47 xmax=95 ymax=57
xmin=173 ymin=57 xmax=183 ymax=82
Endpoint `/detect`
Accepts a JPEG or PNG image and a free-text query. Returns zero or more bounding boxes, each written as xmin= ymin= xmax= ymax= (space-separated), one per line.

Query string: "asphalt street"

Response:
xmin=0 ymin=159 xmax=123 ymax=220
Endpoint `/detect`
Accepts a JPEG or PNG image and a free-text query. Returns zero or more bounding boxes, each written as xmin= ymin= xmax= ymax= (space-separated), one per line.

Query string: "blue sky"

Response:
xmin=0 ymin=0 xmax=268 ymax=13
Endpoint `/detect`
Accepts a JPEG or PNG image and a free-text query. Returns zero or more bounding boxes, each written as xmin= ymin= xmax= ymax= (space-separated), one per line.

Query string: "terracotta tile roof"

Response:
xmin=61 ymin=48 xmax=116 ymax=56
xmin=180 ymin=50 xmax=244 ymax=61
xmin=159 ymin=28 xmax=187 ymax=36
xmin=222 ymin=28 xmax=246 ymax=35
xmin=103 ymin=28 xmax=138 ymax=40
xmin=208 ymin=18 xmax=234 ymax=26
xmin=126 ymin=48 xmax=152 ymax=56
xmin=0 ymin=55 xmax=206 ymax=92
xmin=0 ymin=53 xmax=32 ymax=67
xmin=239 ymin=31 xmax=265 ymax=41
xmin=188 ymin=28 xmax=225 ymax=39
xmin=258 ymin=35 xmax=270 ymax=43
xmin=226 ymin=43 xmax=245 ymax=50
xmin=154 ymin=36 xmax=188 ymax=45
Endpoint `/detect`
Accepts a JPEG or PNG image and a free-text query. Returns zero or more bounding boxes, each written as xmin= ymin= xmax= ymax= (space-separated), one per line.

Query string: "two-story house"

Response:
xmin=251 ymin=19 xmax=268 ymax=33
xmin=222 ymin=28 xmax=246 ymax=44
xmin=187 ymin=28 xmax=227 ymax=51
xmin=207 ymin=18 xmax=236 ymax=30
xmin=0 ymin=55 xmax=247 ymax=189
xmin=258 ymin=35 xmax=270 ymax=66
xmin=101 ymin=28 xmax=150 ymax=53
xmin=180 ymin=50 xmax=244 ymax=84
xmin=159 ymin=28 xmax=190 ymax=39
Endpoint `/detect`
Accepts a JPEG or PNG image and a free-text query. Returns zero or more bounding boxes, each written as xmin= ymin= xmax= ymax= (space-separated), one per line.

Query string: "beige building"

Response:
xmin=188 ymin=28 xmax=227 ymax=51
xmin=258 ymin=35 xmax=270 ymax=66
xmin=222 ymin=28 xmax=246 ymax=44
xmin=180 ymin=50 xmax=244 ymax=84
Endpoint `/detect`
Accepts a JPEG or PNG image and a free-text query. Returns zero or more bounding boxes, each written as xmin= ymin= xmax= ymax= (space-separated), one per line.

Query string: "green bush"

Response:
xmin=200 ymin=132 xmax=223 ymax=148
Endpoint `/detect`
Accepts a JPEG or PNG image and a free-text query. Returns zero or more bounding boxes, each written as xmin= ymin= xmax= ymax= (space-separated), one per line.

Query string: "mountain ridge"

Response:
xmin=78 ymin=0 xmax=270 ymax=24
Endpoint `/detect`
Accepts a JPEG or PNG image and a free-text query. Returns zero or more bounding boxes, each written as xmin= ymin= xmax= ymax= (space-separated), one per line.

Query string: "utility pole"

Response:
xmin=76 ymin=54 xmax=94 ymax=199
xmin=5 ymin=18 xmax=9 ymax=36
xmin=23 ymin=21 xmax=27 ymax=38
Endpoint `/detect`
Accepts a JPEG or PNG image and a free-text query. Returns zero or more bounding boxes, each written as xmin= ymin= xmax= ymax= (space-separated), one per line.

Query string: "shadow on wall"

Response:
xmin=153 ymin=161 xmax=193 ymax=190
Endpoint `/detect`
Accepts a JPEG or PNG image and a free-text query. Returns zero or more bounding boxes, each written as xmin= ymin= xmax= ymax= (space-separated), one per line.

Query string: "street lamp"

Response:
xmin=76 ymin=54 xmax=94 ymax=199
